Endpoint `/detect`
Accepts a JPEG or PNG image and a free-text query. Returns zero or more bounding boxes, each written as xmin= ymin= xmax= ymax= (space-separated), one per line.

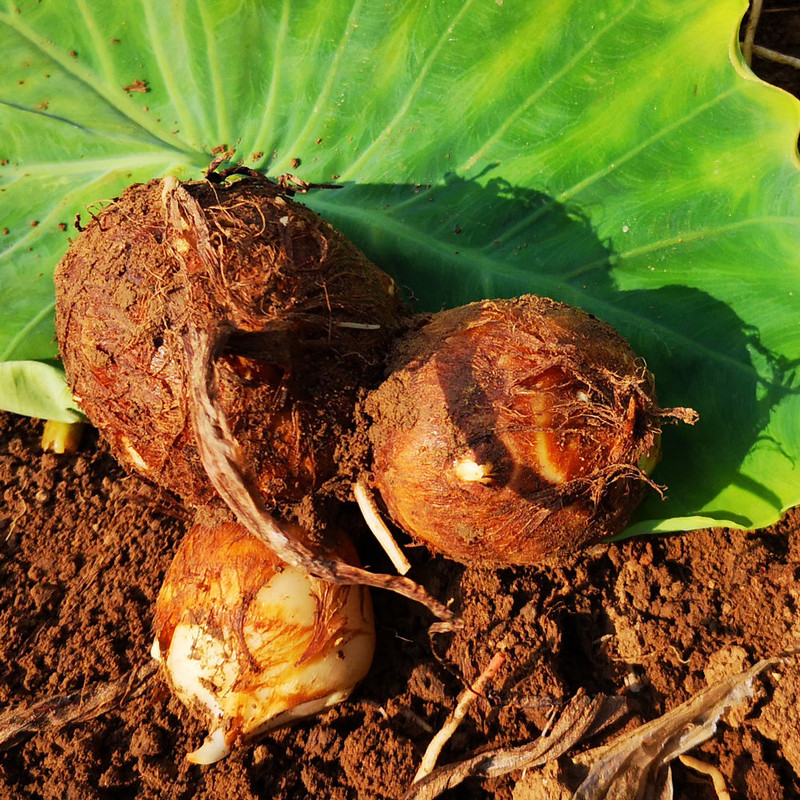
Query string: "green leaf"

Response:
xmin=0 ymin=361 xmax=83 ymax=422
xmin=1 ymin=0 xmax=799 ymax=535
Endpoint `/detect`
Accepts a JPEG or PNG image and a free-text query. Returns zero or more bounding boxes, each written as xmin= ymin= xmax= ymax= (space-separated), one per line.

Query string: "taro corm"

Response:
xmin=55 ymin=174 xmax=402 ymax=522
xmin=152 ymin=521 xmax=375 ymax=764
xmin=365 ymin=296 xmax=697 ymax=565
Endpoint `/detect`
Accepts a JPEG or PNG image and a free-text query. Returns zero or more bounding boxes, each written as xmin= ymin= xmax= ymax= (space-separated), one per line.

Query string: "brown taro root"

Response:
xmin=366 ymin=296 xmax=697 ymax=565
xmin=55 ymin=176 xmax=402 ymax=515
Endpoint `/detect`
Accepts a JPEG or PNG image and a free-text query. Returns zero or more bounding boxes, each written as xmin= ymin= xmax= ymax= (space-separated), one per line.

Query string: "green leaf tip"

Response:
xmin=0 ymin=361 xmax=84 ymax=423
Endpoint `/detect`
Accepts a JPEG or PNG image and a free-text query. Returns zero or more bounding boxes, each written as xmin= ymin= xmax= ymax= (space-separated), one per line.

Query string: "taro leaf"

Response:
xmin=1 ymin=0 xmax=799 ymax=535
xmin=0 ymin=361 xmax=83 ymax=422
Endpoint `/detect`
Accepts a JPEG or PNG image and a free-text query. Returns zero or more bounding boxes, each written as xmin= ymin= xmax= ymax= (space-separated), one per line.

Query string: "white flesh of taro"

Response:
xmin=152 ymin=522 xmax=375 ymax=764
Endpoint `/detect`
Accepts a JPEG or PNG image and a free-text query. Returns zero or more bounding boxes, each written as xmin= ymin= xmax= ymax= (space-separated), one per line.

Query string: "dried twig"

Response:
xmin=0 ymin=662 xmax=157 ymax=751
xmin=413 ymin=652 xmax=506 ymax=782
xmin=751 ymin=44 xmax=800 ymax=69
xmin=276 ymin=173 xmax=343 ymax=193
xmin=404 ymin=689 xmax=607 ymax=800
xmin=742 ymin=0 xmax=764 ymax=65
xmin=407 ymin=656 xmax=787 ymax=800
xmin=740 ymin=0 xmax=800 ymax=71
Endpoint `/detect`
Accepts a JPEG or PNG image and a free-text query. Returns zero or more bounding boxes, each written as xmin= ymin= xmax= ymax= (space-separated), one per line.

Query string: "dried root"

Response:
xmin=0 ymin=662 xmax=156 ymax=751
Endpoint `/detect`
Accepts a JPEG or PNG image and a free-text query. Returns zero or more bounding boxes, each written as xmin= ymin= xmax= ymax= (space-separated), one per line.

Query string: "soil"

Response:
xmin=2 ymin=6 xmax=800 ymax=799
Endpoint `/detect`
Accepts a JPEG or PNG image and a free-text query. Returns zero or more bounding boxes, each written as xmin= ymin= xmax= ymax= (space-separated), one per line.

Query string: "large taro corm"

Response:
xmin=55 ymin=175 xmax=402 ymax=518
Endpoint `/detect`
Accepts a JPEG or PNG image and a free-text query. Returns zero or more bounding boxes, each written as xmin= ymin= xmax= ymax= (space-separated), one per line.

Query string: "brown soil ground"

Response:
xmin=2 ymin=6 xmax=800 ymax=799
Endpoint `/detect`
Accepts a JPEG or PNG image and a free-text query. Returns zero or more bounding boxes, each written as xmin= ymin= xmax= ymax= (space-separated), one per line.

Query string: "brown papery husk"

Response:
xmin=55 ymin=177 xmax=403 ymax=520
xmin=366 ymin=296 xmax=695 ymax=566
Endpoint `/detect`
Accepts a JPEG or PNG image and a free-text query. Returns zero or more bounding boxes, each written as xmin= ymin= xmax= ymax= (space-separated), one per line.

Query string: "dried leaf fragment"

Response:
xmin=0 ymin=662 xmax=156 ymax=751
xmin=572 ymin=657 xmax=782 ymax=800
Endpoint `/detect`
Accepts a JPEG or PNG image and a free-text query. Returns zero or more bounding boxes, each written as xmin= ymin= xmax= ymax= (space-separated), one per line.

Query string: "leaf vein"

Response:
xmin=277 ymin=0 xmax=366 ymax=169
xmin=141 ymin=2 xmax=204 ymax=146
xmin=250 ymin=0 xmax=291 ymax=165
xmin=485 ymin=88 xmax=738 ymax=251
xmin=0 ymin=10 xmax=199 ymax=157
xmin=458 ymin=0 xmax=639 ymax=173
xmin=339 ymin=0 xmax=478 ymax=179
